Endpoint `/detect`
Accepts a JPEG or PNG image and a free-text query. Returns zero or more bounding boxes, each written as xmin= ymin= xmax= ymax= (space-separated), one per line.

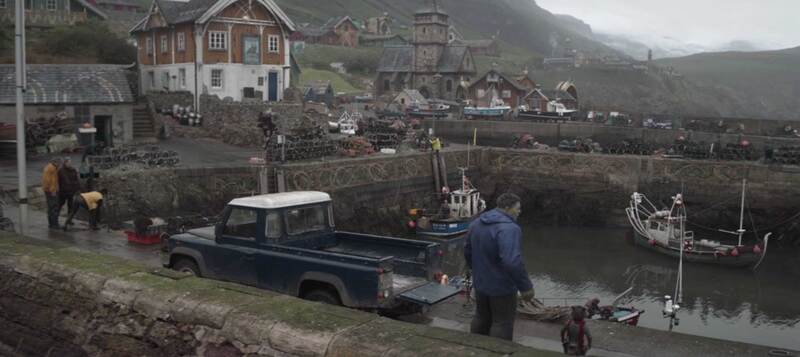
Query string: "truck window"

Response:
xmin=287 ymin=205 xmax=327 ymax=235
xmin=224 ymin=207 xmax=258 ymax=240
xmin=265 ymin=211 xmax=283 ymax=240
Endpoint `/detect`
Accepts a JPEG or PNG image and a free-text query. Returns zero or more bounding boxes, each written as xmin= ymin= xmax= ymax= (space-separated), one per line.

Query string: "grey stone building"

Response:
xmin=0 ymin=65 xmax=136 ymax=146
xmin=375 ymin=1 xmax=476 ymax=101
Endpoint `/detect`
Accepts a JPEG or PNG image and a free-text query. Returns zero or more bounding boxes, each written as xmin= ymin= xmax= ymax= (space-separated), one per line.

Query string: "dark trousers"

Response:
xmin=46 ymin=193 xmax=60 ymax=228
xmin=58 ymin=193 xmax=76 ymax=217
xmin=64 ymin=195 xmax=100 ymax=229
xmin=470 ymin=291 xmax=517 ymax=341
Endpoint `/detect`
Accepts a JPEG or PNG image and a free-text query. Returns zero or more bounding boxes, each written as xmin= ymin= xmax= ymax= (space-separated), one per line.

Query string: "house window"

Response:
xmin=446 ymin=80 xmax=453 ymax=92
xmin=0 ymin=0 xmax=6 ymax=8
xmin=383 ymin=79 xmax=390 ymax=91
xmin=268 ymin=35 xmax=279 ymax=53
xmin=211 ymin=69 xmax=223 ymax=89
xmin=209 ymin=31 xmax=227 ymax=50
xmin=258 ymin=77 xmax=264 ymax=86
xmin=177 ymin=32 xmax=186 ymax=51
xmin=147 ymin=71 xmax=155 ymax=88
xmin=24 ymin=0 xmax=31 ymax=10
xmin=477 ymin=89 xmax=485 ymax=98
xmin=145 ymin=37 xmax=153 ymax=55
xmin=46 ymin=0 xmax=56 ymax=10
xmin=162 ymin=72 xmax=170 ymax=90
xmin=160 ymin=35 xmax=168 ymax=53
xmin=243 ymin=36 xmax=260 ymax=64
xmin=179 ymin=68 xmax=186 ymax=88
xmin=502 ymin=90 xmax=512 ymax=99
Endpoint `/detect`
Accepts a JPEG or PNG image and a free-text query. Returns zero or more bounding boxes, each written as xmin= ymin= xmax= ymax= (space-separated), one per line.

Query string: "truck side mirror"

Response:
xmin=214 ymin=223 xmax=224 ymax=238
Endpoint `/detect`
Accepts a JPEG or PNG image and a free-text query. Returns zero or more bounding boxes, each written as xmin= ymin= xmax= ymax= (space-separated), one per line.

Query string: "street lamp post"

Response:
xmin=15 ymin=0 xmax=28 ymax=234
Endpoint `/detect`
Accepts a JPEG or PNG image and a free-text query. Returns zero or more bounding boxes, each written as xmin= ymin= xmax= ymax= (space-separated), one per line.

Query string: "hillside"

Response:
xmin=274 ymin=0 xmax=620 ymax=58
xmin=657 ymin=47 xmax=800 ymax=119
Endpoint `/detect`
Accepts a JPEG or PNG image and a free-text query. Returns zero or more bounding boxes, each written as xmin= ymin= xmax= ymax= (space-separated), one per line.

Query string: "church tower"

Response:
xmin=413 ymin=0 xmax=449 ymax=73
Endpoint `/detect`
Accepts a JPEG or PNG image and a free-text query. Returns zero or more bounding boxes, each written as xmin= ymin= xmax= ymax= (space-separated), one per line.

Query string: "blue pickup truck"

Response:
xmin=163 ymin=191 xmax=459 ymax=311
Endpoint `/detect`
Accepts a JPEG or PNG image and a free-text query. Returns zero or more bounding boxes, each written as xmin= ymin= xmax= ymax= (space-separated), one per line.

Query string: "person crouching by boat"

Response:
xmin=561 ymin=306 xmax=592 ymax=356
xmin=64 ymin=189 xmax=107 ymax=231
xmin=464 ymin=193 xmax=535 ymax=341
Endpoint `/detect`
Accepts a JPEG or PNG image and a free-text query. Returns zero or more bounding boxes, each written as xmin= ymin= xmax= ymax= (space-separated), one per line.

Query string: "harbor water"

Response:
xmin=520 ymin=225 xmax=800 ymax=351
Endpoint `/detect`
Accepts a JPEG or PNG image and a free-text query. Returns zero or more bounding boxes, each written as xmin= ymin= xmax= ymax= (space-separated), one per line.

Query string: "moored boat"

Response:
xmin=413 ymin=169 xmax=486 ymax=237
xmin=625 ymin=180 xmax=770 ymax=269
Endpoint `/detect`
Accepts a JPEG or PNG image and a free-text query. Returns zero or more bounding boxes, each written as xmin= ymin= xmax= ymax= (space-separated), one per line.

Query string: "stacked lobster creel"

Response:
xmin=768 ymin=146 xmax=800 ymax=165
xmin=604 ymin=139 xmax=656 ymax=156
xmin=364 ymin=118 xmax=406 ymax=151
xmin=25 ymin=112 xmax=73 ymax=148
xmin=87 ymin=145 xmax=181 ymax=170
xmin=558 ymin=137 xmax=602 ymax=153
xmin=266 ymin=127 xmax=336 ymax=162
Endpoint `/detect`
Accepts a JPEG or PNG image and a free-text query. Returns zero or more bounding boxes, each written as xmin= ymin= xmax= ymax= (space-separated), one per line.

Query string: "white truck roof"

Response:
xmin=229 ymin=191 xmax=331 ymax=209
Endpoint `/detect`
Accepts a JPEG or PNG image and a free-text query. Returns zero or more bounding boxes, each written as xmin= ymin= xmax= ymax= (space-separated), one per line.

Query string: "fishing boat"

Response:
xmin=625 ymin=179 xmax=770 ymax=269
xmin=413 ymin=169 xmax=486 ymax=237
xmin=464 ymin=98 xmax=511 ymax=118
xmin=517 ymin=101 xmax=578 ymax=122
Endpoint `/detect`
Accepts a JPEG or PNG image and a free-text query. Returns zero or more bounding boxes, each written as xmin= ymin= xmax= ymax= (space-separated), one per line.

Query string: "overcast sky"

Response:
xmin=535 ymin=0 xmax=800 ymax=50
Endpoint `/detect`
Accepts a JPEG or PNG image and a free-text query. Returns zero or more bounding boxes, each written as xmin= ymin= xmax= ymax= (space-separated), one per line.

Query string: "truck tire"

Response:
xmin=173 ymin=258 xmax=201 ymax=277
xmin=302 ymin=289 xmax=342 ymax=306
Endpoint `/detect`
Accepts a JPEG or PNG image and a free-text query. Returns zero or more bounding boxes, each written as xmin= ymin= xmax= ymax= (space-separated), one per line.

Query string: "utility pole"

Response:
xmin=15 ymin=0 xmax=28 ymax=234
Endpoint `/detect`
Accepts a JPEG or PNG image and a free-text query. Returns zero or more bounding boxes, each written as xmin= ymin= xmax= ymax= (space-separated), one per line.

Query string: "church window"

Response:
xmin=446 ymin=80 xmax=453 ymax=92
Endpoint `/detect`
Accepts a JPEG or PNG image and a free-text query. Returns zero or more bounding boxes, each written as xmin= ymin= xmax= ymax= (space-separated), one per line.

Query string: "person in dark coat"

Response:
xmin=464 ymin=192 xmax=534 ymax=341
xmin=57 ymin=158 xmax=81 ymax=217
xmin=42 ymin=158 xmax=61 ymax=228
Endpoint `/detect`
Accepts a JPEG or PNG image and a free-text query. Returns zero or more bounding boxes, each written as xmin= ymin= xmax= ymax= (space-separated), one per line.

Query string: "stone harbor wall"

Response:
xmin=0 ymin=233 xmax=548 ymax=356
xmin=97 ymin=166 xmax=260 ymax=224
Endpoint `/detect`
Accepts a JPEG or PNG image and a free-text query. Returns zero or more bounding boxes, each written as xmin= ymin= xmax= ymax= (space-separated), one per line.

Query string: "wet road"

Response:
xmin=517 ymin=225 xmax=800 ymax=351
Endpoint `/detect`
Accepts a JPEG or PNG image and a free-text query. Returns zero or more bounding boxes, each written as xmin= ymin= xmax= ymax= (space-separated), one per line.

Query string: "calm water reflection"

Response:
xmin=520 ymin=225 xmax=800 ymax=350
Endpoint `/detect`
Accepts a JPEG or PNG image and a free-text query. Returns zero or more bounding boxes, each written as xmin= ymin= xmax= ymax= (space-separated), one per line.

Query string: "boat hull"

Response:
xmin=464 ymin=107 xmax=509 ymax=117
xmin=416 ymin=219 xmax=470 ymax=237
xmin=632 ymin=232 xmax=760 ymax=268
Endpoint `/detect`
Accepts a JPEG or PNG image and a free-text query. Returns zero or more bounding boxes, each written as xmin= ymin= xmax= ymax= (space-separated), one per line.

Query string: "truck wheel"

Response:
xmin=302 ymin=289 xmax=342 ymax=306
xmin=173 ymin=258 xmax=201 ymax=277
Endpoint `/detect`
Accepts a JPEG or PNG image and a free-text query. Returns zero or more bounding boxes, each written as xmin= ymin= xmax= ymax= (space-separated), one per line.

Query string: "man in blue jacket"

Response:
xmin=464 ymin=192 xmax=534 ymax=341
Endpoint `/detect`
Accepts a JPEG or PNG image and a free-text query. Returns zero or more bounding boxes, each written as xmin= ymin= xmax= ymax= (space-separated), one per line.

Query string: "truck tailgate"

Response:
xmin=397 ymin=283 xmax=460 ymax=306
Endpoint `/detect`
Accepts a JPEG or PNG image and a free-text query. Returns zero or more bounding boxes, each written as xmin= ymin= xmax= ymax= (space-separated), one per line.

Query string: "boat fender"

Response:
xmin=753 ymin=245 xmax=763 ymax=254
xmin=440 ymin=274 xmax=449 ymax=285
xmin=730 ymin=248 xmax=740 ymax=257
xmin=407 ymin=220 xmax=416 ymax=229
xmin=648 ymin=239 xmax=657 ymax=246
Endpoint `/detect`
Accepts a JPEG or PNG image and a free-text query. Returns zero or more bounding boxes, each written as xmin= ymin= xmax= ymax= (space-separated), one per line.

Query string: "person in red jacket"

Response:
xmin=561 ymin=306 xmax=592 ymax=356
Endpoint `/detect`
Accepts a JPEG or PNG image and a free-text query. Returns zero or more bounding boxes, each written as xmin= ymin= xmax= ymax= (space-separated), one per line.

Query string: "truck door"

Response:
xmin=207 ymin=206 xmax=262 ymax=286
xmin=256 ymin=210 xmax=292 ymax=294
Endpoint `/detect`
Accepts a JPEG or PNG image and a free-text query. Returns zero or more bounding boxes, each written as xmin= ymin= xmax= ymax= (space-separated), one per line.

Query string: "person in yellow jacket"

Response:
xmin=64 ymin=189 xmax=107 ymax=231
xmin=430 ymin=137 xmax=442 ymax=152
xmin=41 ymin=158 xmax=61 ymax=228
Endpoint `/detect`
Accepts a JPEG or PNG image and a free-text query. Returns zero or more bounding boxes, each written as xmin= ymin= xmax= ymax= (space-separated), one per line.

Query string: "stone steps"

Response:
xmin=132 ymin=107 xmax=155 ymax=138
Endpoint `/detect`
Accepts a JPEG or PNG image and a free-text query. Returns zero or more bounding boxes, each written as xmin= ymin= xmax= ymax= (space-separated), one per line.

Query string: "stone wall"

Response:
xmin=0 ymin=233 xmax=548 ymax=356
xmin=98 ymin=166 xmax=260 ymax=224
xmin=146 ymin=91 xmax=194 ymax=112
xmin=425 ymin=119 xmax=800 ymax=153
xmin=480 ymin=149 xmax=800 ymax=228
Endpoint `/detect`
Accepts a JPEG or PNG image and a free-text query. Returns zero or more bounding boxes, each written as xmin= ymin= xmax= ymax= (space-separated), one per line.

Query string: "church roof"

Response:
xmin=437 ymin=45 xmax=471 ymax=73
xmin=377 ymin=46 xmax=413 ymax=73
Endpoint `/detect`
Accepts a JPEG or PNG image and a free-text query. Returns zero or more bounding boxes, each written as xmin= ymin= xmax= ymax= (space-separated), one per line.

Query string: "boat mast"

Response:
xmin=737 ymin=178 xmax=746 ymax=246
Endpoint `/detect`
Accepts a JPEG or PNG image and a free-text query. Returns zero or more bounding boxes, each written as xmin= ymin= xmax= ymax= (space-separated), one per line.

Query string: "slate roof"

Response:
xmin=539 ymin=89 xmax=575 ymax=101
xmin=395 ymin=89 xmax=427 ymax=105
xmin=131 ymin=0 xmax=295 ymax=32
xmin=437 ymin=45 xmax=471 ymax=73
xmin=377 ymin=46 xmax=413 ymax=73
xmin=0 ymin=65 xmax=135 ymax=105
xmin=73 ymin=0 xmax=109 ymax=19
xmin=468 ymin=69 xmax=527 ymax=91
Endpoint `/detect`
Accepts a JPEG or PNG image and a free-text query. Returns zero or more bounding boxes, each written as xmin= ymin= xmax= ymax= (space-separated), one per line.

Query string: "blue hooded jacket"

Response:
xmin=464 ymin=208 xmax=533 ymax=296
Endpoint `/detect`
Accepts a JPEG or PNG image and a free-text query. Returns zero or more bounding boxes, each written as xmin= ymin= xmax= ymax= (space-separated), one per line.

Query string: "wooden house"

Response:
xmin=0 ymin=0 xmax=107 ymax=28
xmin=467 ymin=69 xmax=528 ymax=108
xmin=130 ymin=0 xmax=296 ymax=109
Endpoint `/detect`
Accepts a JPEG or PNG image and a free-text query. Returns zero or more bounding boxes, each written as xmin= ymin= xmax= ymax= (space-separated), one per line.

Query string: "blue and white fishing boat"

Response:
xmin=415 ymin=169 xmax=486 ymax=237
xmin=464 ymin=98 xmax=511 ymax=118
